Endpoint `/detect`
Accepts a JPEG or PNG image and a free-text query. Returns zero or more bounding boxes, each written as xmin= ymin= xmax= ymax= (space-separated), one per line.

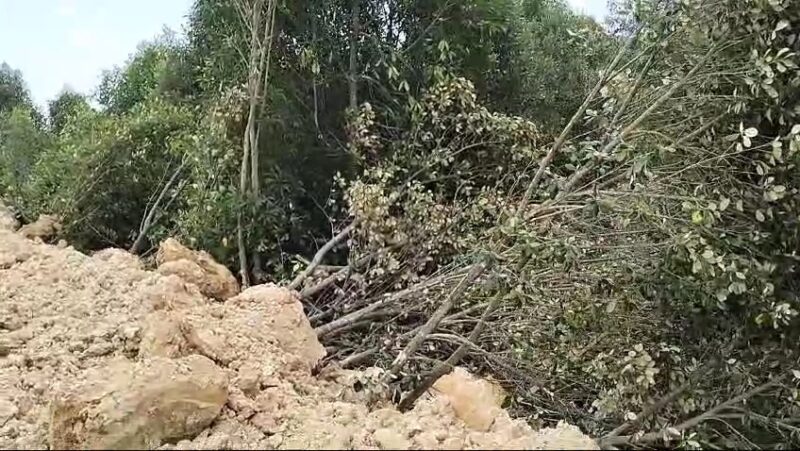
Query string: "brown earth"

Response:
xmin=0 ymin=225 xmax=597 ymax=450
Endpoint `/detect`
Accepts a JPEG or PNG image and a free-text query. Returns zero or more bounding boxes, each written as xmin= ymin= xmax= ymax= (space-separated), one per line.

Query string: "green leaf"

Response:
xmin=755 ymin=210 xmax=765 ymax=222
xmin=772 ymin=144 xmax=783 ymax=160
xmin=775 ymin=20 xmax=790 ymax=32
xmin=764 ymin=85 xmax=779 ymax=98
xmin=743 ymin=127 xmax=759 ymax=138
xmin=719 ymin=197 xmax=730 ymax=211
xmin=729 ymin=282 xmax=747 ymax=295
xmin=691 ymin=210 xmax=704 ymax=224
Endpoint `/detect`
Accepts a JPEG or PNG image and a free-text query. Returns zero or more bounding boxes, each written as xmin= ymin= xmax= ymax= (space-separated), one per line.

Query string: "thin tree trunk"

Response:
xmin=238 ymin=138 xmax=251 ymax=288
xmin=288 ymin=221 xmax=357 ymax=290
xmin=251 ymin=0 xmax=277 ymax=200
xmin=130 ymin=160 xmax=186 ymax=255
xmin=312 ymin=9 xmax=320 ymax=131
xmin=348 ymin=0 xmax=360 ymax=111
xmin=398 ymin=291 xmax=501 ymax=411
xmin=235 ymin=0 xmax=264 ymax=288
xmin=383 ymin=263 xmax=487 ymax=384
xmin=516 ymin=32 xmax=637 ymax=217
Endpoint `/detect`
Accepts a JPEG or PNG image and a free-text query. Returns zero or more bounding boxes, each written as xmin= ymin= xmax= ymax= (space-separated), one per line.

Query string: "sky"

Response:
xmin=0 ymin=0 xmax=607 ymax=110
xmin=0 ymin=0 xmax=192 ymax=108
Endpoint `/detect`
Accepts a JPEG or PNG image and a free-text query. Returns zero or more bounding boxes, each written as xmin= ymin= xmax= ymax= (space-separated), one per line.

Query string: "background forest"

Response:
xmin=2 ymin=0 xmax=800 ymax=448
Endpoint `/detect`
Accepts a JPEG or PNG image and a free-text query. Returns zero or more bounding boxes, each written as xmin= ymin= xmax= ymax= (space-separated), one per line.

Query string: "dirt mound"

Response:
xmin=0 ymin=229 xmax=597 ymax=450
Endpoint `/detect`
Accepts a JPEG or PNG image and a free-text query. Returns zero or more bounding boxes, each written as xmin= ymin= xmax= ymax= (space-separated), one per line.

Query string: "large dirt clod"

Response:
xmin=432 ymin=367 xmax=507 ymax=432
xmin=156 ymin=238 xmax=239 ymax=300
xmin=228 ymin=284 xmax=326 ymax=368
xmin=17 ymin=214 xmax=61 ymax=241
xmin=0 ymin=201 xmax=18 ymax=231
xmin=49 ymin=355 xmax=228 ymax=449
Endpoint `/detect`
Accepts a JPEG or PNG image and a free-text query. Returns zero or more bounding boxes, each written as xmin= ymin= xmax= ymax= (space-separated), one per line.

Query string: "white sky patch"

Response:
xmin=55 ymin=0 xmax=77 ymax=17
xmin=67 ymin=28 xmax=98 ymax=49
xmin=566 ymin=0 xmax=608 ymax=19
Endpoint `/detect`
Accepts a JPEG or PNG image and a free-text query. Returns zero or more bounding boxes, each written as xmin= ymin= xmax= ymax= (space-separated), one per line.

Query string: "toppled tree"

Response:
xmin=306 ymin=0 xmax=800 ymax=448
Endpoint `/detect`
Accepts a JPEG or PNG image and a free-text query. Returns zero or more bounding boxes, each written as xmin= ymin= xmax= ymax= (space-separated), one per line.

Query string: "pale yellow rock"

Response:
xmin=49 ymin=355 xmax=228 ymax=449
xmin=0 ymin=202 xmax=18 ymax=231
xmin=432 ymin=367 xmax=507 ymax=431
xmin=92 ymin=248 xmax=144 ymax=271
xmin=139 ymin=312 xmax=187 ymax=358
xmin=235 ymin=363 xmax=262 ymax=396
xmin=156 ymin=238 xmax=238 ymax=300
xmin=143 ymin=275 xmax=208 ymax=312
xmin=18 ymin=214 xmax=61 ymax=241
xmin=228 ymin=284 xmax=326 ymax=368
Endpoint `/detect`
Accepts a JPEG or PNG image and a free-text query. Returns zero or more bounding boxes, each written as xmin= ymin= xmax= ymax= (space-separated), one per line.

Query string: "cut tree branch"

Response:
xmin=516 ymin=32 xmax=637 ymax=217
xmin=383 ymin=263 xmax=487 ymax=384
xmin=130 ymin=160 xmax=187 ymax=254
xmin=314 ymin=269 xmax=461 ymax=338
xmin=288 ymin=221 xmax=358 ymax=291
xmin=398 ymin=291 xmax=501 ymax=411
xmin=601 ymin=374 xmax=786 ymax=448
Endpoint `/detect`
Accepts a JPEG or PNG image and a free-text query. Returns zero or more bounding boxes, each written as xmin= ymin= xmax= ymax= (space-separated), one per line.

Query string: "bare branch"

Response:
xmin=601 ymin=374 xmax=786 ymax=447
xmin=383 ymin=262 xmax=487 ymax=384
xmin=341 ymin=347 xmax=377 ymax=368
xmin=130 ymin=160 xmax=187 ymax=254
xmin=314 ymin=269 xmax=462 ymax=338
xmin=610 ymin=51 xmax=656 ymax=128
xmin=289 ymin=221 xmax=358 ymax=291
xmin=516 ymin=32 xmax=638 ymax=216
xmin=398 ymin=291 xmax=501 ymax=411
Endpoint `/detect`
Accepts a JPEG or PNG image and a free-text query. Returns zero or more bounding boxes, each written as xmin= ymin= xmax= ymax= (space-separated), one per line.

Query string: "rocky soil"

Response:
xmin=0 ymin=209 xmax=597 ymax=450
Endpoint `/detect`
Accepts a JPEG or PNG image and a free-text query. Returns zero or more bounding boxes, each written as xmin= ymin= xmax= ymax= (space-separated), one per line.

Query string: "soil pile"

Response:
xmin=0 ymin=228 xmax=596 ymax=449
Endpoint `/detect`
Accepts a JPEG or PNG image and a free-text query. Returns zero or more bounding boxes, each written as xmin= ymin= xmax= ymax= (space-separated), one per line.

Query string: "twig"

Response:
xmin=288 ymin=221 xmax=357 ymax=290
xmin=341 ymin=347 xmax=377 ymax=368
xmin=130 ymin=160 xmax=187 ymax=254
xmin=314 ymin=269 xmax=460 ymax=338
xmin=301 ymin=265 xmax=351 ymax=298
xmin=601 ymin=374 xmax=786 ymax=447
xmin=516 ymin=32 xmax=637 ymax=216
xmin=605 ymin=379 xmax=694 ymax=439
xmin=398 ymin=291 xmax=501 ymax=411
xmin=383 ymin=263 xmax=487 ymax=384
xmin=332 ymin=304 xmax=488 ymax=370
xmin=301 ymin=254 xmax=373 ymax=299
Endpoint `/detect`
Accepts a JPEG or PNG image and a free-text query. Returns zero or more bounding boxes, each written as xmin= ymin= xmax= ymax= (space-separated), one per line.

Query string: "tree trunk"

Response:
xmin=130 ymin=160 xmax=186 ymax=255
xmin=348 ymin=0 xmax=360 ymax=111
xmin=238 ymin=142 xmax=250 ymax=288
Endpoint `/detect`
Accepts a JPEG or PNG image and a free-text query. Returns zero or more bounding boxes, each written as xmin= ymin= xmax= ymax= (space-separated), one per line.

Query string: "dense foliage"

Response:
xmin=2 ymin=0 xmax=799 ymax=447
